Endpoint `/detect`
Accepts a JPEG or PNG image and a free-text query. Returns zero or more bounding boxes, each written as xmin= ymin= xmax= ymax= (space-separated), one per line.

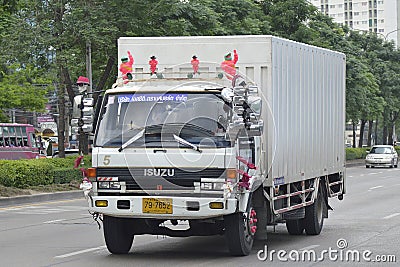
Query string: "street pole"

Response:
xmin=86 ymin=42 xmax=93 ymax=94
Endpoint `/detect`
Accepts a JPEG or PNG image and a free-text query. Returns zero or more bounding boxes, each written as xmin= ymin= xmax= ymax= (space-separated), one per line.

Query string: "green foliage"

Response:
xmin=345 ymin=147 xmax=369 ymax=160
xmin=40 ymin=155 xmax=92 ymax=169
xmin=0 ymin=160 xmax=53 ymax=188
xmin=0 ymin=155 xmax=91 ymax=188
xmin=53 ymin=168 xmax=84 ymax=184
xmin=0 ymin=63 xmax=51 ymax=121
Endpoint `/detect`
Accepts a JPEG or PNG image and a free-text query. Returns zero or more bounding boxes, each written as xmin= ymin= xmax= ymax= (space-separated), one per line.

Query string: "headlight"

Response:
xmin=200 ymin=178 xmax=226 ymax=191
xmin=110 ymin=182 xmax=121 ymax=189
xmin=98 ymin=181 xmax=121 ymax=189
xmin=98 ymin=181 xmax=110 ymax=189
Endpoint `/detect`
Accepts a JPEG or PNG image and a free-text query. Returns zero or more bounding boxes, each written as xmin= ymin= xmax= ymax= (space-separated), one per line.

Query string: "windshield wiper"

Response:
xmin=118 ymin=129 xmax=145 ymax=152
xmin=173 ymin=134 xmax=202 ymax=153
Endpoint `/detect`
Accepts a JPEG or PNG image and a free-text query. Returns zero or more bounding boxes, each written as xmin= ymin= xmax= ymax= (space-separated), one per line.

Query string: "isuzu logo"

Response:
xmin=144 ymin=168 xmax=175 ymax=177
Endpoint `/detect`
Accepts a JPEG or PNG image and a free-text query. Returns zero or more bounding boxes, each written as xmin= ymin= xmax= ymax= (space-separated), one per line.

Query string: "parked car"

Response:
xmin=365 ymin=145 xmax=398 ymax=168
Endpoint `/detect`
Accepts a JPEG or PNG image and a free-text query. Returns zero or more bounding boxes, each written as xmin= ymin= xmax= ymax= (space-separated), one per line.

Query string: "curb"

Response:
xmin=0 ymin=190 xmax=83 ymax=207
xmin=345 ymin=160 xmax=365 ymax=167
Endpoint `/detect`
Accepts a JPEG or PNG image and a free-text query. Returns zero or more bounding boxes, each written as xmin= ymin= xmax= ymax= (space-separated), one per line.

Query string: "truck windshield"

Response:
xmin=94 ymin=93 xmax=231 ymax=148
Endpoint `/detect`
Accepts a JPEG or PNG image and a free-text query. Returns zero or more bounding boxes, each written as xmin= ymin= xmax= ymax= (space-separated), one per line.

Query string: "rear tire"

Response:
xmin=286 ymin=219 xmax=305 ymax=235
xmin=224 ymin=208 xmax=256 ymax=256
xmin=103 ymin=215 xmax=134 ymax=254
xmin=304 ymin=185 xmax=325 ymax=235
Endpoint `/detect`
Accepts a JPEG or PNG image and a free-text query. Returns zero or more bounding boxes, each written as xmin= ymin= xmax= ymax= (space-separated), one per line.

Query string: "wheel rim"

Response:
xmin=245 ymin=208 xmax=257 ymax=241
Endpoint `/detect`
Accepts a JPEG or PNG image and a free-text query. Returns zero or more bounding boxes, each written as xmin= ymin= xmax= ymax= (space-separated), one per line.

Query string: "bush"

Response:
xmin=0 ymin=155 xmax=91 ymax=188
xmin=0 ymin=161 xmax=17 ymax=187
xmin=345 ymin=147 xmax=369 ymax=160
xmin=53 ymin=168 xmax=85 ymax=184
xmin=0 ymin=160 xmax=54 ymax=188
xmin=38 ymin=155 xmax=92 ymax=168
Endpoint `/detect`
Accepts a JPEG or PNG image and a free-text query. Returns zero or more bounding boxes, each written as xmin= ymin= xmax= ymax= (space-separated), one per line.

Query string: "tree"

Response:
xmin=0 ymin=63 xmax=50 ymax=121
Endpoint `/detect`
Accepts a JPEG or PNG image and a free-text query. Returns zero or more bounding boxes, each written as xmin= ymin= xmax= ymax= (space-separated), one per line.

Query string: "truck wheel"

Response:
xmin=304 ymin=186 xmax=325 ymax=235
xmin=224 ymin=208 xmax=257 ymax=256
xmin=286 ymin=219 xmax=304 ymax=235
xmin=103 ymin=215 xmax=134 ymax=254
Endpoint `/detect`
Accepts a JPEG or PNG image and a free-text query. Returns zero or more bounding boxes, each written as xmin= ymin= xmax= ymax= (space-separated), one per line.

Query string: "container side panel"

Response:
xmin=265 ymin=38 xmax=345 ymax=186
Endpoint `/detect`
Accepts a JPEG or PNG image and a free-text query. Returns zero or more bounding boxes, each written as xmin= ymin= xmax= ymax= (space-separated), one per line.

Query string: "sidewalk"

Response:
xmin=0 ymin=159 xmax=365 ymax=207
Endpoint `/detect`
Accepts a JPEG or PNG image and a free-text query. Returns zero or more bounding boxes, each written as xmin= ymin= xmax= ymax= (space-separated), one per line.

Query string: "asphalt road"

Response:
xmin=0 ymin=165 xmax=399 ymax=267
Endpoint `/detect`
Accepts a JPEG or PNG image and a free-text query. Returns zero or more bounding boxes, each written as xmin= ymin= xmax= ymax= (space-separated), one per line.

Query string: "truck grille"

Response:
xmin=96 ymin=168 xmax=225 ymax=191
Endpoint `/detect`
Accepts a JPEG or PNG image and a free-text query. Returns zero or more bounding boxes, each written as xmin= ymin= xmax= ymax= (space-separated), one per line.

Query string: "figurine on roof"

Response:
xmin=191 ymin=55 xmax=200 ymax=75
xmin=119 ymin=51 xmax=134 ymax=81
xmin=221 ymin=49 xmax=238 ymax=80
xmin=149 ymin=55 xmax=158 ymax=76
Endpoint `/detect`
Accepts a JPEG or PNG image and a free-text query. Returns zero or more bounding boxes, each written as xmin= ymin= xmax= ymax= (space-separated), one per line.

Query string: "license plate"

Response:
xmin=142 ymin=198 xmax=173 ymax=214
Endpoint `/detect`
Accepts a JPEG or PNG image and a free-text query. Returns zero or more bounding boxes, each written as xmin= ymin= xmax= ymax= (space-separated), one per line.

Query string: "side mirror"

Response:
xmin=248 ymin=96 xmax=262 ymax=116
xmin=245 ymin=96 xmax=263 ymax=136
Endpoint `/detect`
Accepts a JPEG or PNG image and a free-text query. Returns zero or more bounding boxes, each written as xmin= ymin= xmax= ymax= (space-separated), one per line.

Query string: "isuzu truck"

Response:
xmin=84 ymin=35 xmax=346 ymax=256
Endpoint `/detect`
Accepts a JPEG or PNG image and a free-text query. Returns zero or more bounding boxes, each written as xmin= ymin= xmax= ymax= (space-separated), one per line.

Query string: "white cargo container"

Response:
xmin=118 ymin=35 xmax=346 ymax=187
xmin=86 ymin=35 xmax=346 ymax=256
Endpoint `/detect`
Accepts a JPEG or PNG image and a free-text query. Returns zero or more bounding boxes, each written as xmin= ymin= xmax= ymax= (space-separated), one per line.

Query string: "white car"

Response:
xmin=365 ymin=145 xmax=398 ymax=168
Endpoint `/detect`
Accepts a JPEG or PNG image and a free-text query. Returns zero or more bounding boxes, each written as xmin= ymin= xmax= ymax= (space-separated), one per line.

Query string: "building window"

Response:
xmin=378 ymin=29 xmax=384 ymax=33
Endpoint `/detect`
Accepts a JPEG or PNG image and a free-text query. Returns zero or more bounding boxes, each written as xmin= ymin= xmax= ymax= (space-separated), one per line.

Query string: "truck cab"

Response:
xmin=88 ymin=77 xmax=262 ymax=255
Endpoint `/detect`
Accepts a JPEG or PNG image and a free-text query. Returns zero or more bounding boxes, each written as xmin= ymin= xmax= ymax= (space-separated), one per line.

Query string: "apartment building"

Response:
xmin=309 ymin=0 xmax=400 ymax=46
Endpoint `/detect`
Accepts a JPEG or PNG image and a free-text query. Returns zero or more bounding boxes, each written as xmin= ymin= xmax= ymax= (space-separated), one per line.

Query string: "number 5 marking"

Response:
xmin=103 ymin=155 xmax=111 ymax=165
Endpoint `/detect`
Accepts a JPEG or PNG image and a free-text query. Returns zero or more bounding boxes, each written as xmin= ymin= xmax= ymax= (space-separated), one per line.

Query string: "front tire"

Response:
xmin=224 ymin=208 xmax=257 ymax=256
xmin=304 ymin=185 xmax=325 ymax=235
xmin=286 ymin=219 xmax=305 ymax=235
xmin=103 ymin=215 xmax=134 ymax=254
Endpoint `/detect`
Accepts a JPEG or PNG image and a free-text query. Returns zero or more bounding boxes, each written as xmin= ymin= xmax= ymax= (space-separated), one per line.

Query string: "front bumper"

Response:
xmin=89 ymin=195 xmax=237 ymax=219
xmin=365 ymin=159 xmax=393 ymax=166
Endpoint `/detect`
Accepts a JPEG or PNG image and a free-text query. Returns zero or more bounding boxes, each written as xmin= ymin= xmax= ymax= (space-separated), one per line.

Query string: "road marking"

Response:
xmin=0 ymin=198 xmax=81 ymax=211
xmin=383 ymin=213 xmax=400 ymax=220
xmin=299 ymin=245 xmax=320 ymax=251
xmin=43 ymin=219 xmax=66 ymax=224
xmin=55 ymin=245 xmax=106 ymax=258
xmin=368 ymin=185 xmax=383 ymax=191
